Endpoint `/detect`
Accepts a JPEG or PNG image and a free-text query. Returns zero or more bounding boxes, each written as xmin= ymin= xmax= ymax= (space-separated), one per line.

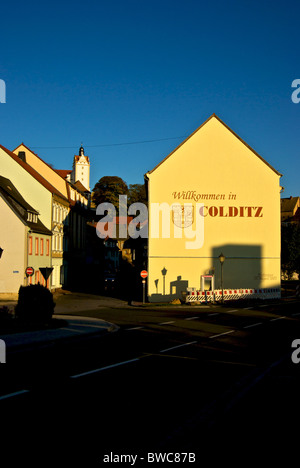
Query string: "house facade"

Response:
xmin=145 ymin=114 xmax=282 ymax=302
xmin=0 ymin=176 xmax=52 ymax=294
xmin=13 ymin=143 xmax=70 ymax=289
xmin=12 ymin=143 xmax=91 ymax=291
xmin=0 ymin=142 xmax=92 ymax=294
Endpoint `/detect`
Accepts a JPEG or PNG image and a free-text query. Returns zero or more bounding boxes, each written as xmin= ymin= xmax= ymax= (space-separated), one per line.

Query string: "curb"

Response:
xmin=2 ymin=315 xmax=119 ymax=353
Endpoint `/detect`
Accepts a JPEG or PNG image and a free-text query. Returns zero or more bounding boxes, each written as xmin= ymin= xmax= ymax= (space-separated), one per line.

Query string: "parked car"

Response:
xmin=103 ymin=272 xmax=116 ymax=293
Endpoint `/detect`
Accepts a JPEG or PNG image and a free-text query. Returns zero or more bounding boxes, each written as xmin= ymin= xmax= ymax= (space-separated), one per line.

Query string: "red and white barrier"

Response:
xmin=186 ymin=288 xmax=281 ymax=302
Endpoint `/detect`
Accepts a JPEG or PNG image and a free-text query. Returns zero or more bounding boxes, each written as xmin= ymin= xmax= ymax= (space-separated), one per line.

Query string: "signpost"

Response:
xmin=140 ymin=270 xmax=148 ymax=304
xmin=39 ymin=267 xmax=53 ymax=283
xmin=25 ymin=266 xmax=34 ymax=277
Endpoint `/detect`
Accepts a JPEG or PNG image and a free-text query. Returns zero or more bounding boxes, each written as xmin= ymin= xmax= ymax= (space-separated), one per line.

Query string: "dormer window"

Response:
xmin=27 ymin=212 xmax=37 ymax=223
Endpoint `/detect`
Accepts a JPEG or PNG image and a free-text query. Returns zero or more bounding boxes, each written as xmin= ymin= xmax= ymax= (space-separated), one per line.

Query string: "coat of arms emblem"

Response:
xmin=172 ymin=204 xmax=194 ymax=228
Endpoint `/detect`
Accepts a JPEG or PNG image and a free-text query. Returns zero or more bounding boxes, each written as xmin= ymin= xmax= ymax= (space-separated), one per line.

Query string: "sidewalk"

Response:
xmin=1 ymin=292 xmax=122 ymax=352
xmin=0 ymin=291 xmax=199 ymax=353
xmin=2 ymin=315 xmax=119 ymax=352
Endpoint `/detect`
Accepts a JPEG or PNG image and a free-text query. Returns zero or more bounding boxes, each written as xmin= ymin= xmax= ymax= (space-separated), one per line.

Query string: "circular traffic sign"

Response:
xmin=25 ymin=266 xmax=34 ymax=277
xmin=140 ymin=270 xmax=148 ymax=279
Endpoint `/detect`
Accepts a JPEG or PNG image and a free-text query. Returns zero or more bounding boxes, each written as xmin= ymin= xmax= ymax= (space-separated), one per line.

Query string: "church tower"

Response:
xmin=72 ymin=145 xmax=90 ymax=191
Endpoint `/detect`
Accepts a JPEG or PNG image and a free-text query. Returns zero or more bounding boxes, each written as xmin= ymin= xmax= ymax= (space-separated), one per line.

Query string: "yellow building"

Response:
xmin=13 ymin=144 xmax=70 ymax=289
xmin=0 ymin=176 xmax=52 ymax=294
xmin=0 ymin=144 xmax=68 ymax=293
xmin=12 ymin=143 xmax=90 ymax=290
xmin=145 ymin=114 xmax=282 ymax=302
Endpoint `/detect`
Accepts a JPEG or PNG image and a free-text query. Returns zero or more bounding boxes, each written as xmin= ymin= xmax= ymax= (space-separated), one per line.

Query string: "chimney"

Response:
xmin=18 ymin=151 xmax=26 ymax=162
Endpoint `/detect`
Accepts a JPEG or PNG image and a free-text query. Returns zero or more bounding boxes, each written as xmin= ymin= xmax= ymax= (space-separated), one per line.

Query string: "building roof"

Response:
xmin=13 ymin=143 xmax=72 ymax=196
xmin=281 ymin=196 xmax=300 ymax=213
xmin=0 ymin=175 xmax=38 ymax=214
xmin=13 ymin=142 xmax=40 ymax=159
xmin=145 ymin=114 xmax=282 ymax=178
xmin=74 ymin=180 xmax=90 ymax=193
xmin=14 ymin=142 xmax=68 ymax=182
xmin=293 ymin=208 xmax=300 ymax=222
xmin=0 ymin=144 xmax=68 ymax=203
xmin=74 ymin=155 xmax=90 ymax=163
xmin=0 ymin=176 xmax=52 ymax=235
xmin=55 ymin=169 xmax=73 ymax=179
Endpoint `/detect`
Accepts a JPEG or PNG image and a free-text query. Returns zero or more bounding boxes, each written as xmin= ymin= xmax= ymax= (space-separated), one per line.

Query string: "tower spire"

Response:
xmin=71 ymin=144 xmax=90 ymax=192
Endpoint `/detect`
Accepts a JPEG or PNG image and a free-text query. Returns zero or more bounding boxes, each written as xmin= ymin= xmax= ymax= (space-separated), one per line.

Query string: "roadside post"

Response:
xmin=39 ymin=267 xmax=54 ymax=288
xmin=140 ymin=270 xmax=148 ymax=304
xmin=25 ymin=266 xmax=34 ymax=284
xmin=25 ymin=266 xmax=34 ymax=277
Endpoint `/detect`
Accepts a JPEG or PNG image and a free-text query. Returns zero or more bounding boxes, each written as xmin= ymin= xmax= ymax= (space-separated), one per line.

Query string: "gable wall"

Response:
xmin=14 ymin=144 xmax=68 ymax=198
xmin=0 ymin=147 xmax=52 ymax=230
xmin=147 ymin=117 xmax=281 ymax=300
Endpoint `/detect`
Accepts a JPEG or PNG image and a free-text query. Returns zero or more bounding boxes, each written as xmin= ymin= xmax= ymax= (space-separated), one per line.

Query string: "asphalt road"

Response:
xmin=1 ymin=295 xmax=300 ymax=465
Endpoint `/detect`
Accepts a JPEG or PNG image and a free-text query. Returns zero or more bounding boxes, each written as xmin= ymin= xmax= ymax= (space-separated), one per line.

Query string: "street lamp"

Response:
xmin=218 ymin=253 xmax=225 ymax=303
xmin=161 ymin=267 xmax=167 ymax=296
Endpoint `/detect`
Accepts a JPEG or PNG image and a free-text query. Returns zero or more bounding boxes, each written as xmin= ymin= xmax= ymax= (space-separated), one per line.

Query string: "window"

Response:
xmin=35 ymin=237 xmax=39 ymax=255
xmin=28 ymin=236 xmax=32 ymax=255
xmin=35 ymin=270 xmax=40 ymax=284
xmin=27 ymin=212 xmax=38 ymax=223
xmin=40 ymin=239 xmax=44 ymax=256
xmin=40 ymin=274 xmax=45 ymax=287
xmin=46 ymin=239 xmax=50 ymax=256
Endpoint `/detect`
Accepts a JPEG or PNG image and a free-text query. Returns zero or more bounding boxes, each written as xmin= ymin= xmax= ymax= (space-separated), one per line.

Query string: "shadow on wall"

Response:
xmin=150 ymin=274 xmax=189 ymax=302
xmin=148 ymin=244 xmax=276 ymax=302
xmin=212 ymin=244 xmax=263 ymax=290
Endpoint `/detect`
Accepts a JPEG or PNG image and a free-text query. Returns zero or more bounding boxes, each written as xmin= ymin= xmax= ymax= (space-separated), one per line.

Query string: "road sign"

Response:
xmin=25 ymin=266 xmax=34 ymax=277
xmin=39 ymin=267 xmax=53 ymax=281
xmin=140 ymin=270 xmax=148 ymax=279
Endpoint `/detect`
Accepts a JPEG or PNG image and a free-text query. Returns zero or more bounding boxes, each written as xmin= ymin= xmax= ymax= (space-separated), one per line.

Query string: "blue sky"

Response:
xmin=0 ymin=0 xmax=299 ymax=197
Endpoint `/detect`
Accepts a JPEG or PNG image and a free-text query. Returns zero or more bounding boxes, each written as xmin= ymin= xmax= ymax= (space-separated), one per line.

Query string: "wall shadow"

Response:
xmin=211 ymin=244 xmax=262 ymax=290
xmin=149 ymin=274 xmax=189 ymax=302
xmin=148 ymin=243 xmax=281 ymax=303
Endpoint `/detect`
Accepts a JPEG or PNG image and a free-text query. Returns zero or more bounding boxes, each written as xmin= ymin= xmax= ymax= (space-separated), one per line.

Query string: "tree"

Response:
xmin=128 ymin=183 xmax=147 ymax=206
xmin=92 ymin=176 xmax=128 ymax=211
xmin=281 ymin=223 xmax=300 ymax=279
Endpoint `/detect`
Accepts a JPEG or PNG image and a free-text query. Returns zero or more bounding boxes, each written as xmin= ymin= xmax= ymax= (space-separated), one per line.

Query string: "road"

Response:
xmin=1 ymin=295 xmax=300 ymax=465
